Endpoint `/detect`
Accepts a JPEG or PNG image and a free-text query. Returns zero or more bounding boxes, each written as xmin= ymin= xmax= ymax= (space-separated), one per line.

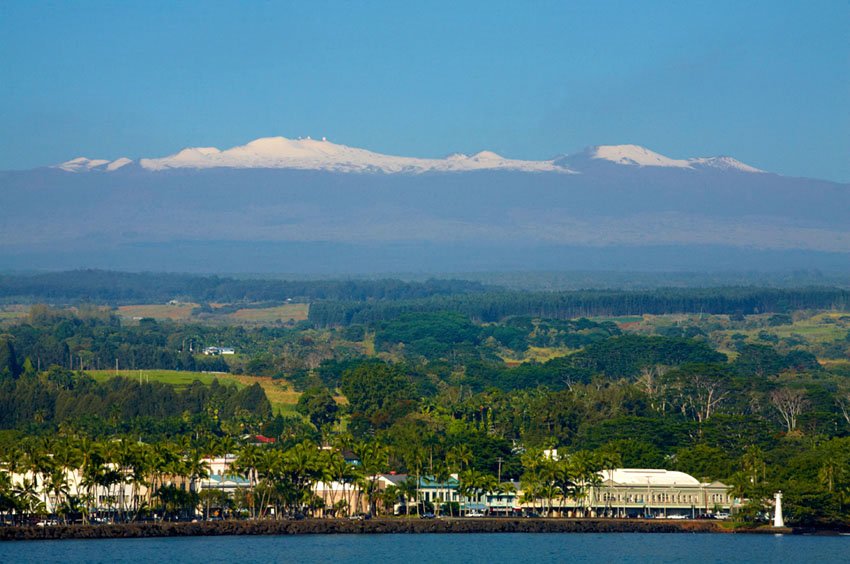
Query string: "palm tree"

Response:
xmin=380 ymin=484 xmax=402 ymax=516
xmin=186 ymin=450 xmax=211 ymax=492
xmin=53 ymin=441 xmax=82 ymax=515
xmin=431 ymin=462 xmax=453 ymax=516
xmin=12 ymin=477 xmax=44 ymax=523
xmin=256 ymin=448 xmax=285 ymax=519
xmin=79 ymin=440 xmax=107 ymax=524
xmin=321 ymin=451 xmax=349 ymax=517
xmin=397 ymin=478 xmax=419 ymax=517
xmin=284 ymin=441 xmax=320 ymax=517
xmin=495 ymin=481 xmax=516 ymax=516
xmin=596 ymin=449 xmax=622 ymax=517
xmin=447 ymin=445 xmax=472 ymax=473
xmin=45 ymin=468 xmax=70 ymax=523
xmin=356 ymin=442 xmax=389 ymax=517
xmin=553 ymin=459 xmax=577 ymax=517
xmin=233 ymin=444 xmax=261 ymax=517
xmin=458 ymin=468 xmax=488 ymax=516
xmin=570 ymin=451 xmax=602 ymax=517
xmin=0 ymin=471 xmax=16 ymax=524
xmin=218 ymin=435 xmax=238 ymax=471
xmin=185 ymin=449 xmax=210 ymax=519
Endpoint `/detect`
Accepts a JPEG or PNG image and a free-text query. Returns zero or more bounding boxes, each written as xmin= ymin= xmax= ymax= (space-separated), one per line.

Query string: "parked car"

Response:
xmin=349 ymin=513 xmax=371 ymax=521
xmin=420 ymin=512 xmax=436 ymax=519
xmin=712 ymin=512 xmax=730 ymax=520
xmin=467 ymin=511 xmax=485 ymax=517
xmin=666 ymin=514 xmax=687 ymax=519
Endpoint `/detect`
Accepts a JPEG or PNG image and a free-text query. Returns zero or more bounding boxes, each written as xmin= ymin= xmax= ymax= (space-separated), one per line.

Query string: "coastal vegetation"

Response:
xmin=0 ymin=273 xmax=849 ymax=529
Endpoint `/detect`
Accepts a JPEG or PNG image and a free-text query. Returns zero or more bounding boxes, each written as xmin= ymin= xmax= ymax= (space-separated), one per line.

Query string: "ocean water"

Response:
xmin=0 ymin=533 xmax=847 ymax=564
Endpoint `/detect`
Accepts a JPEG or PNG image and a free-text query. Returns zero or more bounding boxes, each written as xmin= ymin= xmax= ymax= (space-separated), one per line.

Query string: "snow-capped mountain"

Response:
xmin=53 ymin=137 xmax=765 ymax=175
xmin=6 ymin=136 xmax=845 ymax=273
xmin=58 ymin=136 xmax=567 ymax=174
xmin=556 ymin=144 xmax=764 ymax=173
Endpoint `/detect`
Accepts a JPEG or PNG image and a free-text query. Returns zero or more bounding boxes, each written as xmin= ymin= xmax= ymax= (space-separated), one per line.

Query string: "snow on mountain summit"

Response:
xmin=688 ymin=156 xmax=764 ymax=173
xmin=135 ymin=136 xmax=566 ymax=174
xmin=580 ymin=144 xmax=764 ymax=172
xmin=589 ymin=145 xmax=692 ymax=168
xmin=52 ymin=137 xmax=764 ymax=175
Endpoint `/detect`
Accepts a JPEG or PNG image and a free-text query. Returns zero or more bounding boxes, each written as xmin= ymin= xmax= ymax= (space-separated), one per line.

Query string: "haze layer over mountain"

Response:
xmin=2 ymin=137 xmax=847 ymax=273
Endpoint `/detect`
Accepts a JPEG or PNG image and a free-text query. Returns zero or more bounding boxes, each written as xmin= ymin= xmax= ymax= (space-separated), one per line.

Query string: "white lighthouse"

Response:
xmin=773 ymin=491 xmax=784 ymax=528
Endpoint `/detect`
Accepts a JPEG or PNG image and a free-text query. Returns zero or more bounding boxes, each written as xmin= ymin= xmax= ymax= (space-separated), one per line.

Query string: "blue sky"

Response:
xmin=1 ymin=1 xmax=847 ymax=181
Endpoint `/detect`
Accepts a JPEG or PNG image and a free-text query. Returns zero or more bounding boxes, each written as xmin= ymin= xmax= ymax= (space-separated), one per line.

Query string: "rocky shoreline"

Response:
xmin=0 ymin=518 xmax=800 ymax=541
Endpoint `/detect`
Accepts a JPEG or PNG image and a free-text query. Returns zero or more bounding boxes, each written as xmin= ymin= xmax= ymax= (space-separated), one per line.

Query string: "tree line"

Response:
xmin=308 ymin=287 xmax=850 ymax=326
xmin=0 ymin=270 xmax=487 ymax=305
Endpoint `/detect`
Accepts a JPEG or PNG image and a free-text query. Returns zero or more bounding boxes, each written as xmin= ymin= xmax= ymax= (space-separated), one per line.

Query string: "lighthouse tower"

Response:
xmin=773 ymin=491 xmax=784 ymax=528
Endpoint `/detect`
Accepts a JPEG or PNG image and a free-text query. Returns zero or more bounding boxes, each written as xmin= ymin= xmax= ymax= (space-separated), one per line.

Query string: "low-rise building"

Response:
xmin=592 ymin=468 xmax=731 ymax=518
xmin=203 ymin=347 xmax=235 ymax=355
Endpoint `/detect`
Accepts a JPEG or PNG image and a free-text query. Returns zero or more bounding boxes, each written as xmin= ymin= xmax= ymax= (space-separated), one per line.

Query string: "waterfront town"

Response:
xmin=1 ymin=439 xmax=736 ymax=525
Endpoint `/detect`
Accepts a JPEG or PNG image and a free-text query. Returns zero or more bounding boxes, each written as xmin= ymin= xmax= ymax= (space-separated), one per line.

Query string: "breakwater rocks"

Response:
xmin=0 ymin=518 xmax=733 ymax=541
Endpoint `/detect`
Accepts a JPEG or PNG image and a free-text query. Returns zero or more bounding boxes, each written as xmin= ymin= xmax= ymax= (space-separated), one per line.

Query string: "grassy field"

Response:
xmin=226 ymin=303 xmax=309 ymax=323
xmin=117 ymin=303 xmax=199 ymax=321
xmin=712 ymin=312 xmax=848 ymax=346
xmin=85 ymin=370 xmax=301 ymax=415
xmin=756 ymin=312 xmax=848 ymax=341
xmin=501 ymin=346 xmax=574 ymax=366
xmin=0 ymin=305 xmax=30 ymax=326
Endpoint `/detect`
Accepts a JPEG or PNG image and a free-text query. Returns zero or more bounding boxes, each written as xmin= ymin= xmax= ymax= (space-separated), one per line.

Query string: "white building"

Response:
xmin=3 ymin=466 xmax=149 ymax=516
xmin=591 ymin=468 xmax=731 ymax=518
xmin=203 ymin=347 xmax=235 ymax=355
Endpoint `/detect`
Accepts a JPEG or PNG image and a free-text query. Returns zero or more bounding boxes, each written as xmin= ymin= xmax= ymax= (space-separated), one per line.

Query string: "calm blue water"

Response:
xmin=0 ymin=533 xmax=847 ymax=564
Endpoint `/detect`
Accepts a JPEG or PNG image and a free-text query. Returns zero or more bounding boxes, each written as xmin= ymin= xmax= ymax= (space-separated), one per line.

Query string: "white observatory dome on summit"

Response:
xmin=134 ymin=136 xmax=570 ymax=174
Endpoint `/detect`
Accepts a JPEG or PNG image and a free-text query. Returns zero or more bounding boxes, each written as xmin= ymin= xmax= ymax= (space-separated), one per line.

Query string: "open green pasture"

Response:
xmin=85 ymin=370 xmax=301 ymax=415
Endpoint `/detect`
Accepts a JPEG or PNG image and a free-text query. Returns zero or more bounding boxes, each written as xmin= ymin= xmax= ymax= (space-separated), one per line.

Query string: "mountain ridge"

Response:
xmin=2 ymin=137 xmax=844 ymax=273
xmin=52 ymin=137 xmax=767 ymax=176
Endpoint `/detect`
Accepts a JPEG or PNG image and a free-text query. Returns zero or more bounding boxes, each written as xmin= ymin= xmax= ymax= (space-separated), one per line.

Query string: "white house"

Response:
xmin=203 ymin=347 xmax=235 ymax=355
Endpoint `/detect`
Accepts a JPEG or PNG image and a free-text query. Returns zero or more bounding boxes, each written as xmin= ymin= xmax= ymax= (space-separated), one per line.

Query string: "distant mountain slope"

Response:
xmin=1 ymin=138 xmax=847 ymax=273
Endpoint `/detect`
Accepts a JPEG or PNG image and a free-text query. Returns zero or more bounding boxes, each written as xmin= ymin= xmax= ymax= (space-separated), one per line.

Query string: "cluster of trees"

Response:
xmin=0 ymin=368 xmax=271 ymax=436
xmin=372 ymin=313 xmax=621 ymax=359
xmin=0 ymin=307 xmax=234 ymax=373
xmin=0 ymin=435 xmax=212 ymax=524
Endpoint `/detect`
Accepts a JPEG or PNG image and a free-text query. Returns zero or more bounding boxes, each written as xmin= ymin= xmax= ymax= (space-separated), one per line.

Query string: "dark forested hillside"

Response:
xmin=309 ymin=287 xmax=850 ymax=326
